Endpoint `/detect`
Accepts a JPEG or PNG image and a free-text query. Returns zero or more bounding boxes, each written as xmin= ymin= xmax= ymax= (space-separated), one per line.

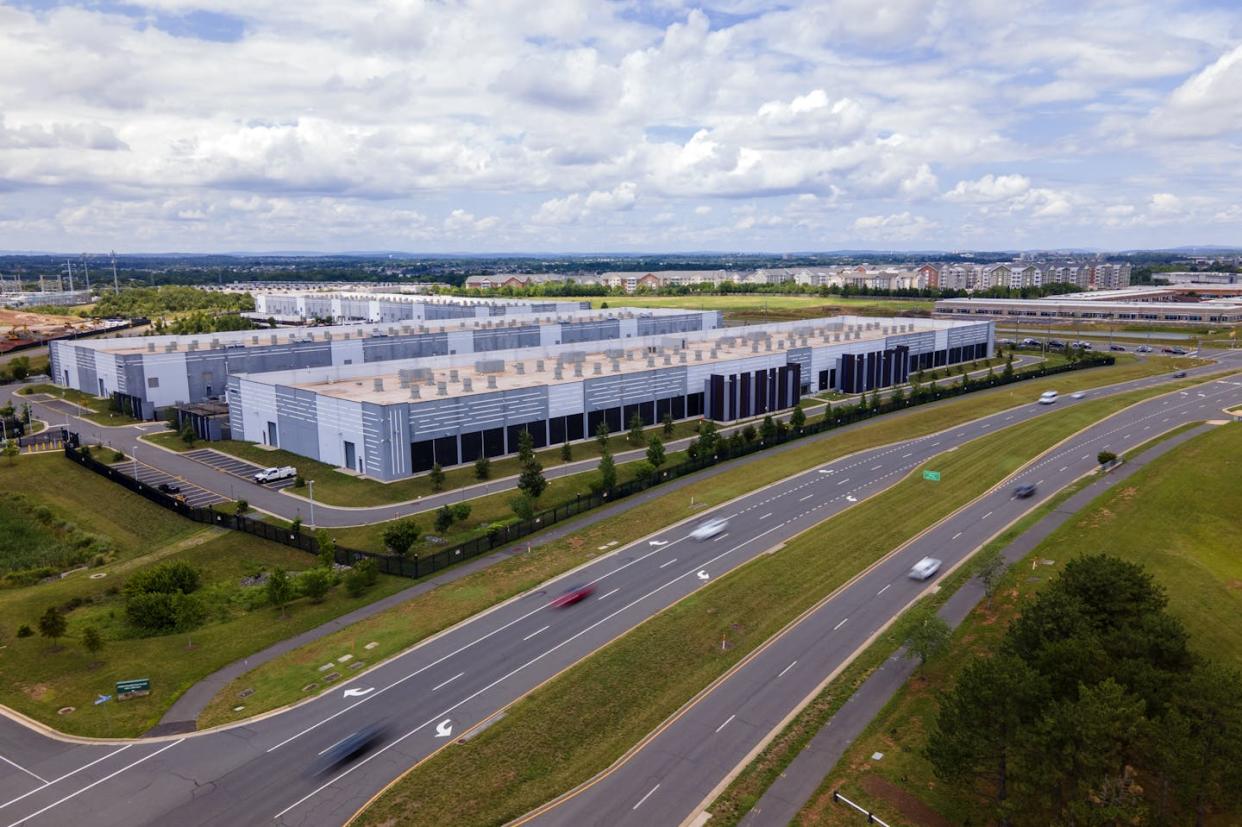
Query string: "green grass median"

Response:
xmin=351 ymin=377 xmax=1198 ymax=827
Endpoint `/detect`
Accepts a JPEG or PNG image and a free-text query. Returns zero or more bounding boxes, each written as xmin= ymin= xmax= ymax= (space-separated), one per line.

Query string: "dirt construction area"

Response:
xmin=0 ymin=307 xmax=95 ymax=340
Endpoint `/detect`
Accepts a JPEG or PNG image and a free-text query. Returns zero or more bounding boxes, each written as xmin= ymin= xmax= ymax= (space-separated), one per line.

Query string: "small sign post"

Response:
xmin=922 ymin=470 xmax=941 ymax=482
xmin=116 ymin=678 xmax=150 ymax=700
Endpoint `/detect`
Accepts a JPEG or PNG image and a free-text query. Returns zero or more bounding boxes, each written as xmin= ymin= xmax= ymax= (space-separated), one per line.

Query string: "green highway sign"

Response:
xmin=922 ymin=470 xmax=941 ymax=482
xmin=116 ymin=678 xmax=150 ymax=699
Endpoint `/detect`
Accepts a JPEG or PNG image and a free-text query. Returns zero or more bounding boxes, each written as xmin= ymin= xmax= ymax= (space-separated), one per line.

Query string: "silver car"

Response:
xmin=690 ymin=518 xmax=729 ymax=541
xmin=908 ymin=557 xmax=942 ymax=581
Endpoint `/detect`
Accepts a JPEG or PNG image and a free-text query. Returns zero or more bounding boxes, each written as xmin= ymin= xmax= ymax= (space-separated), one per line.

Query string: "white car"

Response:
xmin=1038 ymin=390 xmax=1059 ymax=405
xmin=253 ymin=465 xmax=297 ymax=484
xmin=908 ymin=557 xmax=942 ymax=581
xmin=1071 ymin=391 xmax=1085 ymax=399
xmin=690 ymin=518 xmax=729 ymax=541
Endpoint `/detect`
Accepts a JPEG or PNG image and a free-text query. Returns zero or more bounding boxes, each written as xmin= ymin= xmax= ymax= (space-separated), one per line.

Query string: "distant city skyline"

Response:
xmin=2 ymin=1 xmax=1240 ymax=253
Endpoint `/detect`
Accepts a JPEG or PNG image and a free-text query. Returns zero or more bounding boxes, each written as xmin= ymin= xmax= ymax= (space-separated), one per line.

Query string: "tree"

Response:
xmin=345 ymin=558 xmax=378 ymax=597
xmin=10 ymin=356 xmax=30 ymax=380
xmin=298 ymin=568 xmax=333 ymax=603
xmin=890 ymin=384 xmax=906 ymax=406
xmin=509 ymin=493 xmax=536 ymax=520
xmin=316 ymin=530 xmax=337 ymax=568
xmin=235 ymin=499 xmax=248 ymax=516
xmin=976 ymin=548 xmax=1007 ymax=609
xmin=1004 ymin=353 xmax=1015 ymax=380
xmin=474 ymin=455 xmax=491 ymax=480
xmin=628 ymin=412 xmax=645 ymax=445
xmin=381 ymin=519 xmax=421 ymax=556
xmin=267 ymin=568 xmax=294 ymax=616
xmin=451 ymin=503 xmax=471 ymax=523
xmin=870 ymin=387 xmax=882 ymax=409
xmin=760 ymin=415 xmax=777 ymax=442
xmin=517 ymin=448 xmax=547 ymax=501
xmin=741 ymin=424 xmax=757 ymax=444
xmin=516 ymin=429 xmax=534 ymax=464
xmin=179 ymin=421 xmax=196 ymax=446
xmin=904 ymin=610 xmax=951 ymax=665
xmin=595 ymin=419 xmax=611 ymax=450
xmin=2 ymin=439 xmax=17 ymax=465
xmin=435 ymin=505 xmax=454 ymax=533
xmin=789 ymin=402 xmax=806 ymax=431
xmin=21 ymin=403 xmax=32 ymax=424
xmin=37 ymin=607 xmax=67 ymax=649
xmin=428 ymin=463 xmax=445 ymax=492
xmin=927 ymin=654 xmax=1048 ymax=824
xmin=290 ymin=516 xmax=302 ymax=534
xmin=1097 ymin=450 xmax=1117 ymax=466
xmin=646 ymin=436 xmax=666 ymax=470
xmin=662 ymin=412 xmax=675 ymax=436
xmin=597 ymin=450 xmax=617 ymax=492
xmin=560 ymin=441 xmax=572 ymax=462
xmin=82 ymin=624 xmax=104 ymax=657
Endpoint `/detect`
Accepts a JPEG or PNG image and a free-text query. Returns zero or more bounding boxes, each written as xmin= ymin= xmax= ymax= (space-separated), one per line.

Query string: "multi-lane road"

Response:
xmin=0 ymin=353 xmax=1238 ymax=827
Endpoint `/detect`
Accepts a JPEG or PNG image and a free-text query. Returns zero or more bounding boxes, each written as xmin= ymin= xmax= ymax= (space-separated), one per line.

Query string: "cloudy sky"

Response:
xmin=1 ymin=0 xmax=1240 ymax=253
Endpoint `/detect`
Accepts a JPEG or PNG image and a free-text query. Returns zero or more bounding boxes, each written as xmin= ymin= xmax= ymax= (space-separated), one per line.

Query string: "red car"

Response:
xmin=550 ymin=583 xmax=596 ymax=608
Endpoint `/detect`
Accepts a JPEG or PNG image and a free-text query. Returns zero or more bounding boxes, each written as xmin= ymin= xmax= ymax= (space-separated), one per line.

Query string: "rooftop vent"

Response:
xmin=536 ymin=359 xmax=546 ymax=372
xmin=146 ymin=342 xmax=155 ymax=352
xmin=593 ymin=362 xmax=602 ymax=374
xmin=695 ymin=350 xmax=703 ymax=361
xmin=449 ymin=368 xmax=459 ymax=382
xmin=573 ymin=363 xmax=583 ymax=377
xmin=486 ymin=375 xmax=497 ymax=389
xmin=372 ymin=378 xmax=384 ymax=392
xmin=437 ymin=381 xmax=448 ymax=396
xmin=515 ymin=362 xmax=525 ymax=375
xmin=409 ymin=385 xmax=421 ymax=399
xmin=462 ymin=377 xmax=473 ymax=392
xmin=554 ymin=366 xmax=564 ymax=379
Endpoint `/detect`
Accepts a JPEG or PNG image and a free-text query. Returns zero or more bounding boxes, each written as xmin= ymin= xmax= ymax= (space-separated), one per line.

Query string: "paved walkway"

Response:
xmin=739 ymin=422 xmax=1215 ymax=826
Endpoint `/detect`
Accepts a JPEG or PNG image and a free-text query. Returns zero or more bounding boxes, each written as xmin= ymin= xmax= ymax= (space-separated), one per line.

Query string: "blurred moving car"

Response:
xmin=1135 ymin=345 xmax=1153 ymax=353
xmin=550 ymin=583 xmax=596 ymax=608
xmin=157 ymin=482 xmax=182 ymax=494
xmin=314 ymin=723 xmax=389 ymax=774
xmin=1173 ymin=371 xmax=1187 ymax=378
xmin=908 ymin=557 xmax=942 ymax=581
xmin=1014 ymin=483 xmax=1037 ymax=499
xmin=1109 ymin=344 xmax=1127 ymax=351
xmin=1038 ymin=390 xmax=1059 ymax=405
xmin=1071 ymin=391 xmax=1085 ymax=399
xmin=690 ymin=518 xmax=729 ymax=541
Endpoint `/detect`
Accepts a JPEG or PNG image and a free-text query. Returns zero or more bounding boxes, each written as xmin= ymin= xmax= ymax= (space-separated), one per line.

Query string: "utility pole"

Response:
xmin=111 ymin=252 xmax=120 ymax=294
xmin=81 ymin=254 xmax=90 ymax=294
xmin=66 ymin=260 xmax=74 ymax=293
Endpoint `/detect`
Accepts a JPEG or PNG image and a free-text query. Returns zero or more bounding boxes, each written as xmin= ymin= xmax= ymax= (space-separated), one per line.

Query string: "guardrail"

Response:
xmin=64 ymin=355 xmax=1114 ymax=582
xmin=831 ymin=790 xmax=893 ymax=826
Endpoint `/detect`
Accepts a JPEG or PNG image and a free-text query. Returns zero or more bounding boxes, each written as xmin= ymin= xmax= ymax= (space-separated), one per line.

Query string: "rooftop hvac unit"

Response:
xmin=438 ymin=382 xmax=448 ymax=396
xmin=475 ymin=358 xmax=505 ymax=374
xmin=372 ymin=378 xmax=384 ymax=392
xmin=461 ymin=377 xmax=472 ymax=392
xmin=592 ymin=362 xmax=602 ymax=374
xmin=486 ymin=375 xmax=497 ymax=389
xmin=146 ymin=342 xmax=155 ymax=352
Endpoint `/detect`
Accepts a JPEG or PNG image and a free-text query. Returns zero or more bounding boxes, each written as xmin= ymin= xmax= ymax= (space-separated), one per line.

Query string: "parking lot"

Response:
xmin=184 ymin=448 xmax=298 ymax=489
xmin=120 ymin=459 xmax=228 ymax=508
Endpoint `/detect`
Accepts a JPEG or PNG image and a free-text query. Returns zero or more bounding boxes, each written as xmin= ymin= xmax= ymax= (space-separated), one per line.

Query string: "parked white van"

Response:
xmin=1038 ymin=390 xmax=1059 ymax=405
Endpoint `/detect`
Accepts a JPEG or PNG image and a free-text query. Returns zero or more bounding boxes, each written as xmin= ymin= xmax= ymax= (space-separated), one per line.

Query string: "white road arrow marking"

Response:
xmin=846 ymin=495 xmax=858 ymax=503
xmin=818 ymin=469 xmax=833 ymax=474
xmin=435 ymin=719 xmax=453 ymax=738
xmin=342 ymin=687 xmax=374 ymax=698
xmin=697 ymin=570 xmax=710 ymax=580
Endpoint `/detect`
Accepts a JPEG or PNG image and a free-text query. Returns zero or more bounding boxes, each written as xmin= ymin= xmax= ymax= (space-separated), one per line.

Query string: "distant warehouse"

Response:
xmin=50 ymin=307 xmax=721 ymax=419
xmin=934 ymin=296 xmax=1242 ymax=327
xmin=250 ymin=291 xmax=591 ymax=324
xmin=228 ymin=316 xmax=993 ymax=480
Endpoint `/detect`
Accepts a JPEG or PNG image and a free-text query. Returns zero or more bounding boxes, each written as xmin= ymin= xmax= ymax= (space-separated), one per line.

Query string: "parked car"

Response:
xmin=157 ymin=482 xmax=182 ymax=494
xmin=1039 ymin=390 xmax=1059 ymax=405
xmin=1020 ymin=338 xmax=1041 ymax=348
xmin=1173 ymin=371 xmax=1187 ymax=378
xmin=1014 ymin=483 xmax=1037 ymax=499
xmin=1047 ymin=340 xmax=1065 ymax=350
xmin=550 ymin=583 xmax=596 ymax=608
xmin=690 ymin=518 xmax=729 ymax=541
xmin=253 ymin=465 xmax=297 ymax=484
xmin=1136 ymin=345 xmax=1153 ymax=353
xmin=908 ymin=557 xmax=942 ymax=581
xmin=1109 ymin=344 xmax=1127 ymax=351
xmin=997 ymin=338 xmax=1016 ymax=347
xmin=1169 ymin=346 xmax=1188 ymax=355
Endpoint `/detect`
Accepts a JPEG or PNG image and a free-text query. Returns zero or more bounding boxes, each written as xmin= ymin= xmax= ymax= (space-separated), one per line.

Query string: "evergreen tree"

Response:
xmin=428 ymin=463 xmax=445 ymax=492
xmin=789 ymin=402 xmax=806 ymax=431
xmin=646 ymin=436 xmax=666 ymax=470
xmin=662 ymin=412 xmax=675 ymax=437
xmin=627 ymin=412 xmax=644 ymax=445
xmin=560 ymin=441 xmax=573 ymax=462
xmin=474 ymin=455 xmax=491 ymax=480
xmin=37 ymin=607 xmax=66 ymax=649
xmin=595 ymin=420 xmax=611 ymax=450
xmin=598 ymin=450 xmax=617 ymax=492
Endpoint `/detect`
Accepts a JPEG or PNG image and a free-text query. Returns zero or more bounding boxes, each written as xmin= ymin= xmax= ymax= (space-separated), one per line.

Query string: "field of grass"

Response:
xmin=588 ymin=294 xmax=933 ymax=320
xmin=195 ymin=355 xmax=1203 ymax=730
xmin=794 ymin=421 xmax=1242 ymax=827
xmin=17 ymin=383 xmax=141 ymax=426
xmin=0 ymin=453 xmax=407 ymax=736
xmin=144 ymin=419 xmax=703 ymax=509
xmin=351 ymin=380 xmax=1194 ymax=827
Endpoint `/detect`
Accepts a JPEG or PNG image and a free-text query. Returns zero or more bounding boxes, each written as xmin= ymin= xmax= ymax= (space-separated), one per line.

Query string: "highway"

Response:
xmin=0 ymin=356 xmax=1043 ymax=528
xmin=0 ymin=353 xmax=1236 ymax=827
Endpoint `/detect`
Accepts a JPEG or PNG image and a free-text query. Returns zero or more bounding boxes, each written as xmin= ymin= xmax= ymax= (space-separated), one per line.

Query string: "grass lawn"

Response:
xmin=588 ymin=294 xmax=933 ymax=321
xmin=351 ymin=381 xmax=1195 ymax=827
xmin=196 ymin=355 xmax=1208 ymax=731
xmin=17 ymin=383 xmax=142 ymax=426
xmin=143 ymin=420 xmax=703 ymax=509
xmin=793 ymin=422 xmax=1242 ymax=827
xmin=0 ymin=453 xmax=407 ymax=737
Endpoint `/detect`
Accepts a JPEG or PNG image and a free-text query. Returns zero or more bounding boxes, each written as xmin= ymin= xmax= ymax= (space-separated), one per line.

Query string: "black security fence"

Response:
xmin=65 ymin=355 xmax=1114 ymax=582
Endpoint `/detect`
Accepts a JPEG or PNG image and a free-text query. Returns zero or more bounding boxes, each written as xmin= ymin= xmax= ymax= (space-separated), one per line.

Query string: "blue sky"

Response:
xmin=1 ymin=0 xmax=1240 ymax=253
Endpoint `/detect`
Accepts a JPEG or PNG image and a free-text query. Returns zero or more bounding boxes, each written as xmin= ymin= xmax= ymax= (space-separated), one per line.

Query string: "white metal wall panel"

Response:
xmin=447 ymin=329 xmax=474 ymax=355
xmin=546 ymin=381 xmax=583 ymax=417
xmin=141 ymin=352 xmax=193 ymax=407
xmin=619 ymin=317 xmax=639 ymax=339
xmin=331 ymin=338 xmax=365 ymax=367
xmin=315 ymin=395 xmax=366 ymax=469
xmin=239 ymin=379 xmax=279 ymax=444
xmin=540 ymin=323 xmax=563 ymax=347
xmin=93 ymin=351 xmax=119 ymax=397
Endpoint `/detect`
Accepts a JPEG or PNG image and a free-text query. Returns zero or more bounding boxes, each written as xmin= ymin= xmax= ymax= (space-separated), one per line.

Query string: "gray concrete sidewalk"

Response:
xmin=739 ymin=422 xmax=1214 ymax=827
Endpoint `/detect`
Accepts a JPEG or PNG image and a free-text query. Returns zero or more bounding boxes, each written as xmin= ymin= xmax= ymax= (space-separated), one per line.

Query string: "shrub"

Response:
xmin=1098 ymin=450 xmax=1118 ymax=466
xmin=473 ymin=455 xmax=491 ymax=480
xmin=125 ymin=561 xmax=201 ymax=597
xmin=16 ymin=625 xmax=32 ymax=638
xmin=510 ymin=493 xmax=536 ymax=521
xmin=451 ymin=503 xmax=472 ymax=523
xmin=344 ymin=558 xmax=378 ymax=597
xmin=299 ymin=568 xmax=333 ymax=603
xmin=125 ymin=591 xmax=206 ymax=633
xmin=435 ymin=505 xmax=454 ymax=533
xmin=381 ymin=519 xmax=421 ymax=556
xmin=110 ymin=450 xmax=125 ymax=462
xmin=428 ymin=463 xmax=445 ymax=492
xmin=235 ymin=499 xmax=249 ymax=516
xmin=290 ymin=517 xmax=302 ymax=534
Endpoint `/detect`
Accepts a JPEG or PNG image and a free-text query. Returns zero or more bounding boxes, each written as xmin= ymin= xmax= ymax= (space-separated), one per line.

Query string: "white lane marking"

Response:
xmin=901 ymin=453 xmax=912 ymax=458
xmin=271 ymin=525 xmax=787 ymax=821
xmin=1036 ymin=480 xmax=1043 ymax=486
xmin=317 ymin=734 xmax=353 ymax=756
xmin=633 ymin=784 xmax=661 ymax=811
xmin=778 ymin=660 xmax=798 ymax=677
xmin=836 ymin=479 xmax=849 ymax=486
xmin=0 ymin=745 xmax=130 ymax=811
xmin=658 ymin=558 xmax=678 ymax=569
xmin=952 ymin=531 xmax=963 ymax=540
xmin=833 ymin=617 xmax=849 ymax=631
xmin=760 ymin=512 xmax=773 ymax=520
xmin=982 ymin=511 xmax=993 ymax=520
xmin=931 ymin=442 xmax=940 ymax=446
xmin=267 ymin=524 xmax=695 ymax=752
xmin=1081 ymin=454 xmax=1089 ymax=460
xmin=870 ymin=464 xmax=883 ymax=470
xmin=6 ymin=740 xmax=182 ymax=827
xmin=0 ymin=756 xmax=45 ymax=785
xmin=599 ymin=587 xmax=619 ymax=600
xmin=523 ymin=625 xmax=550 ymax=641
xmin=799 ymin=494 xmax=813 ymax=502
xmin=1059 ymin=466 xmax=1068 ymax=472
xmin=876 ymin=584 xmax=891 ymax=596
xmin=713 ymin=533 xmax=730 ymax=542
xmin=432 ymin=672 xmax=464 ymax=692
xmin=715 ymin=714 xmax=736 ymax=734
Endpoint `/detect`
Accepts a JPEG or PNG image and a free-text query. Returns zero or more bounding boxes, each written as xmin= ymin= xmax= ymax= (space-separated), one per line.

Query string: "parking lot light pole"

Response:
xmin=307 ymin=480 xmax=316 ymax=528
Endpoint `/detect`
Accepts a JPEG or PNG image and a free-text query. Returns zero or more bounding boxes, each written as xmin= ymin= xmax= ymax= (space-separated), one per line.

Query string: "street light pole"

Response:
xmin=307 ymin=480 xmax=316 ymax=528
